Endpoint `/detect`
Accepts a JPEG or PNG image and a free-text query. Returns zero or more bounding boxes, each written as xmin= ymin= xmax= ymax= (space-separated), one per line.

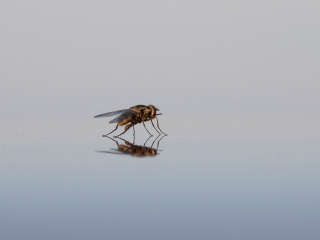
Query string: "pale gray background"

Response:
xmin=1 ymin=0 xmax=319 ymax=122
xmin=1 ymin=1 xmax=320 ymax=240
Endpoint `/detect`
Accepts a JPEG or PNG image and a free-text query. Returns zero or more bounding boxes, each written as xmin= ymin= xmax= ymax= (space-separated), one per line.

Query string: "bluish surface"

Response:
xmin=1 ymin=122 xmax=319 ymax=240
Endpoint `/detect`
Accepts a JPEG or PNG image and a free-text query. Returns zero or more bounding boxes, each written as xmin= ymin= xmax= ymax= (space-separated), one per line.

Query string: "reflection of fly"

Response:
xmin=97 ymin=135 xmax=165 ymax=157
xmin=94 ymin=105 xmax=166 ymax=137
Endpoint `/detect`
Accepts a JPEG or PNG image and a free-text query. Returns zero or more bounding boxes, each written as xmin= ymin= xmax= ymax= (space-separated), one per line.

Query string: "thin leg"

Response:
xmin=143 ymin=135 xmax=152 ymax=146
xmin=132 ymin=124 xmax=135 ymax=144
xmin=104 ymin=135 xmax=119 ymax=146
xmin=133 ymin=124 xmax=135 ymax=136
xmin=116 ymin=137 xmax=134 ymax=147
xmin=157 ymin=135 xmax=166 ymax=150
xmin=115 ymin=125 xmax=131 ymax=137
xmin=151 ymin=134 xmax=160 ymax=148
xmin=143 ymin=121 xmax=153 ymax=136
xmin=102 ymin=124 xmax=118 ymax=137
xmin=151 ymin=120 xmax=161 ymax=135
xmin=115 ymin=136 xmax=127 ymax=142
xmin=156 ymin=116 xmax=167 ymax=135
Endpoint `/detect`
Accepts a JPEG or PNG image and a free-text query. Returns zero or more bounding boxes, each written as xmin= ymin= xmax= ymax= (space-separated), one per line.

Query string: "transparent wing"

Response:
xmin=94 ymin=109 xmax=129 ymax=118
xmin=109 ymin=110 xmax=137 ymax=123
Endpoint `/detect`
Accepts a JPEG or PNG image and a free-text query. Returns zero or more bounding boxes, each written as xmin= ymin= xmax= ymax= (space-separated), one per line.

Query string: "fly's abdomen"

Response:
xmin=118 ymin=118 xmax=132 ymax=126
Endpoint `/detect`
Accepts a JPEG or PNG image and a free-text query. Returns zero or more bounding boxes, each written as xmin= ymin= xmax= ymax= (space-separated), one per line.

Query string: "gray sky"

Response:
xmin=1 ymin=0 xmax=319 ymax=121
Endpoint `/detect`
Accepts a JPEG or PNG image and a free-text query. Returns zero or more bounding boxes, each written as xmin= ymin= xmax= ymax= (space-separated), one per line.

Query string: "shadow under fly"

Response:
xmin=94 ymin=105 xmax=167 ymax=138
xmin=96 ymin=135 xmax=166 ymax=157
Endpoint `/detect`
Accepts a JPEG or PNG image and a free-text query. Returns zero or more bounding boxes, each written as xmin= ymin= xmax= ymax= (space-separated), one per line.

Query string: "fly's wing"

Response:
xmin=109 ymin=110 xmax=138 ymax=123
xmin=94 ymin=109 xmax=129 ymax=118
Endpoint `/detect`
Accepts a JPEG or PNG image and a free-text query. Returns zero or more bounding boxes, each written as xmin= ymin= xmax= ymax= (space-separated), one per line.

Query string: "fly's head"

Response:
xmin=148 ymin=105 xmax=160 ymax=118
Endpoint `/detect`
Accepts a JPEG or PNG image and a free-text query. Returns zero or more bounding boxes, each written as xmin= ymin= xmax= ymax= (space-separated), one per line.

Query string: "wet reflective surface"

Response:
xmin=1 ymin=119 xmax=320 ymax=240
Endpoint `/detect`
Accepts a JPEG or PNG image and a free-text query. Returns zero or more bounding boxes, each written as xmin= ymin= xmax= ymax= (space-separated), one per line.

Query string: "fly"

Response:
xmin=94 ymin=105 xmax=166 ymax=137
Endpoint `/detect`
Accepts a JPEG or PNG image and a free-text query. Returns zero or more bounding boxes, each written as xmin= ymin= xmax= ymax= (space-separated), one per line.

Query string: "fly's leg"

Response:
xmin=156 ymin=116 xmax=167 ymax=135
xmin=132 ymin=124 xmax=135 ymax=144
xmin=151 ymin=120 xmax=161 ymax=135
xmin=115 ymin=124 xmax=132 ymax=137
xmin=102 ymin=124 xmax=118 ymax=137
xmin=133 ymin=124 xmax=135 ymax=136
xmin=115 ymin=128 xmax=129 ymax=137
xmin=142 ymin=121 xmax=153 ymax=136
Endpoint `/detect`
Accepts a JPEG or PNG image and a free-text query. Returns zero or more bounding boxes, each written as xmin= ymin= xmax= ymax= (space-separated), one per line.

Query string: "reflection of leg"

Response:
xmin=115 ymin=136 xmax=131 ymax=145
xmin=103 ymin=124 xmax=118 ymax=137
xmin=151 ymin=120 xmax=161 ymax=135
xmin=156 ymin=116 xmax=167 ymax=135
xmin=143 ymin=121 xmax=153 ymax=136
xmin=157 ymin=135 xmax=166 ymax=150
xmin=104 ymin=135 xmax=119 ymax=146
xmin=115 ymin=124 xmax=132 ymax=137
xmin=151 ymin=135 xmax=160 ymax=148
xmin=143 ymin=135 xmax=152 ymax=146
